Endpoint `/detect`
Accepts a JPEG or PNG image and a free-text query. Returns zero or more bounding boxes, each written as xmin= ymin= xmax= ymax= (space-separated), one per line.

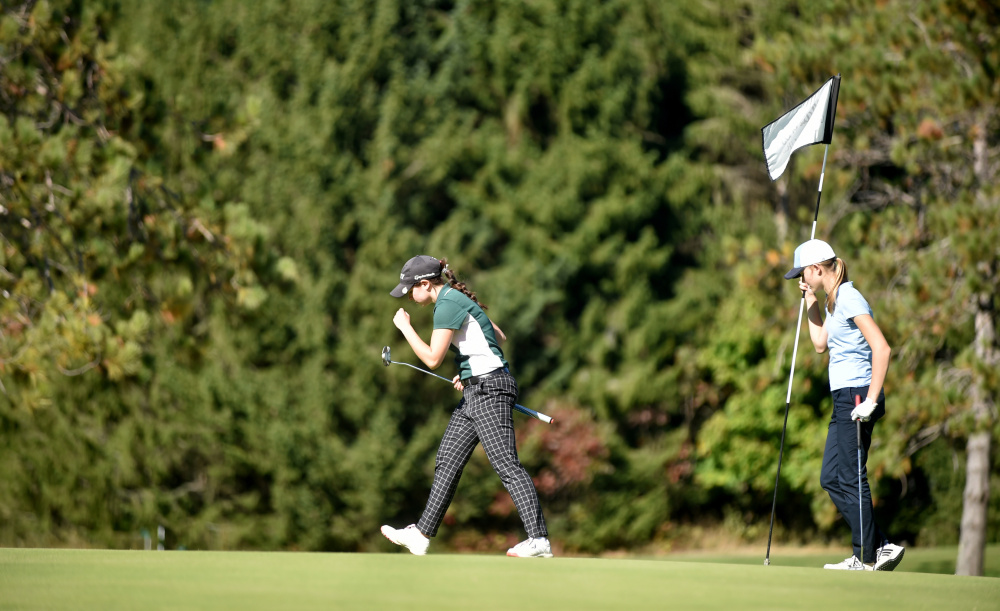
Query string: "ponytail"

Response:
xmin=433 ymin=258 xmax=488 ymax=310
xmin=823 ymin=257 xmax=849 ymax=314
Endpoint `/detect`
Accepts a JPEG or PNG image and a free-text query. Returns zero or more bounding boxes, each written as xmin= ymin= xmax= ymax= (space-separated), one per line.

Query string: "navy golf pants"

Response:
xmin=820 ymin=385 xmax=888 ymax=562
xmin=416 ymin=370 xmax=548 ymax=539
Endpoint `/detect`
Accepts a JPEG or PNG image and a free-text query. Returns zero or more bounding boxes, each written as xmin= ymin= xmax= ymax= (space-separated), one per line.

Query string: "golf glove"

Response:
xmin=851 ymin=398 xmax=877 ymax=422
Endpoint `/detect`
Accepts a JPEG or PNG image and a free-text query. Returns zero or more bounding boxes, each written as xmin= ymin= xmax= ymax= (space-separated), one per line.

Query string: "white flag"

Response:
xmin=761 ymin=75 xmax=841 ymax=181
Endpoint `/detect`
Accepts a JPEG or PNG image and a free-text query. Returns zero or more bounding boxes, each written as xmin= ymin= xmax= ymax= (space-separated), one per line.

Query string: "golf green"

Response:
xmin=2 ymin=548 xmax=998 ymax=610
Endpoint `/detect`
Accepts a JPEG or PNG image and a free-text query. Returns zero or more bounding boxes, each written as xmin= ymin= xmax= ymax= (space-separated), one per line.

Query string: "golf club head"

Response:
xmin=381 ymin=346 xmax=391 ymax=367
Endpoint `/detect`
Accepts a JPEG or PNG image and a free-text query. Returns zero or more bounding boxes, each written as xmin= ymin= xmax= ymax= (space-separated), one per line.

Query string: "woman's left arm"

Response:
xmin=394 ymin=309 xmax=455 ymax=369
xmin=491 ymin=320 xmax=506 ymax=345
xmin=855 ymin=314 xmax=891 ymax=403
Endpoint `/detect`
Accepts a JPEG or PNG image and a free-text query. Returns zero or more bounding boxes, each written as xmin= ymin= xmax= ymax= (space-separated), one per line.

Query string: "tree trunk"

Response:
xmin=956 ymin=431 xmax=990 ymax=576
xmin=956 ymin=288 xmax=996 ymax=576
xmin=956 ymin=118 xmax=996 ymax=577
xmin=956 ymin=284 xmax=995 ymax=576
xmin=774 ymin=175 xmax=788 ymax=245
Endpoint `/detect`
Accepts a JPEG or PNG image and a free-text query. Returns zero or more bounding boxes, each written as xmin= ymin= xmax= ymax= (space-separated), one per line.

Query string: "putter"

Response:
xmin=381 ymin=346 xmax=554 ymax=424
xmin=855 ymin=394 xmax=864 ymax=567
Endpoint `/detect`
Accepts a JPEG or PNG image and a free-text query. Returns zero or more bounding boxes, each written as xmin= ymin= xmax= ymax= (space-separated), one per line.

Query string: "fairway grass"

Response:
xmin=2 ymin=548 xmax=998 ymax=611
xmin=666 ymin=544 xmax=1000 ymax=577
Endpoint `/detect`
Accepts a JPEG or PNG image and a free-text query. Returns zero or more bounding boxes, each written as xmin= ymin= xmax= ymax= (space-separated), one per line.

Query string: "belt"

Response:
xmin=464 ymin=367 xmax=508 ymax=386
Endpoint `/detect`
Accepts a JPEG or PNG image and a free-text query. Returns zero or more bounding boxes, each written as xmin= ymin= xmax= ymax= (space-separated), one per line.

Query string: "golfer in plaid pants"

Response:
xmin=380 ymin=255 xmax=551 ymax=558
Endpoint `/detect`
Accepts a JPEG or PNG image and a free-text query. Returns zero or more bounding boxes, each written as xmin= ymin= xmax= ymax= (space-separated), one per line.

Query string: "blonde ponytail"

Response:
xmin=823 ymin=257 xmax=849 ymax=314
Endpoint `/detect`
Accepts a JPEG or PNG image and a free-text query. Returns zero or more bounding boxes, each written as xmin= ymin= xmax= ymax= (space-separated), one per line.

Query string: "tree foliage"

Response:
xmin=1 ymin=0 xmax=997 ymax=555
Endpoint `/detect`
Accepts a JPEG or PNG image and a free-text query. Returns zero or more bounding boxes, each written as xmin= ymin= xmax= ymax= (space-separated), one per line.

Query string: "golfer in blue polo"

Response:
xmin=786 ymin=239 xmax=905 ymax=571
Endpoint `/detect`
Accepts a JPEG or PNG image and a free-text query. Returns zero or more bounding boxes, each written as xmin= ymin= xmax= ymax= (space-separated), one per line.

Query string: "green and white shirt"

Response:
xmin=433 ymin=288 xmax=507 ymax=379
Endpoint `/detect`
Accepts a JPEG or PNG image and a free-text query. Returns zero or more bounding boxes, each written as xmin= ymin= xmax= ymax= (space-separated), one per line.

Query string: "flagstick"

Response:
xmin=764 ymin=144 xmax=830 ymax=566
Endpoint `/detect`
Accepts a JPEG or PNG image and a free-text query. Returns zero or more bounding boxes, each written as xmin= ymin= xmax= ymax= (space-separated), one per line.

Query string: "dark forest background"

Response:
xmin=1 ymin=0 xmax=997 ymax=563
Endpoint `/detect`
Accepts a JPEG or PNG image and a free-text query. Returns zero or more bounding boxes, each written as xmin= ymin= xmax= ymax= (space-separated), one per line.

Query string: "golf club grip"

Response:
xmin=855 ymin=395 xmax=862 ymax=445
xmin=515 ymin=403 xmax=553 ymax=424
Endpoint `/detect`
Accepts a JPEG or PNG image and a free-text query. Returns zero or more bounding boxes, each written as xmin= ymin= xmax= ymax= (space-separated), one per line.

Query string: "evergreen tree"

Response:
xmin=3 ymin=0 xmax=993 ymax=556
xmin=0 ymin=0 xmax=263 ymax=547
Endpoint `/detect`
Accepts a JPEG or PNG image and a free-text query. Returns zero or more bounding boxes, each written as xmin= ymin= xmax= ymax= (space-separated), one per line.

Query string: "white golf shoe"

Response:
xmin=823 ymin=556 xmax=873 ymax=570
xmin=380 ymin=524 xmax=429 ymax=556
xmin=506 ymin=536 xmax=553 ymax=558
xmin=874 ymin=543 xmax=905 ymax=571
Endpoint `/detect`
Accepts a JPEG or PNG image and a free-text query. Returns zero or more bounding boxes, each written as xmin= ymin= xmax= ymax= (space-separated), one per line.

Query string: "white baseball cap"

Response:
xmin=784 ymin=239 xmax=837 ymax=279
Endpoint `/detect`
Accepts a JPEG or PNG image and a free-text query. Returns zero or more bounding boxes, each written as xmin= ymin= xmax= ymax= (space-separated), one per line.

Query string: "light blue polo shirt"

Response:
xmin=826 ymin=282 xmax=874 ymax=391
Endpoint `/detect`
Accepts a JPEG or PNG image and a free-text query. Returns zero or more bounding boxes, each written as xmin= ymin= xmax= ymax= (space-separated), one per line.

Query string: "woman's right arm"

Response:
xmin=799 ymin=281 xmax=828 ymax=353
xmin=394 ymin=309 xmax=455 ymax=369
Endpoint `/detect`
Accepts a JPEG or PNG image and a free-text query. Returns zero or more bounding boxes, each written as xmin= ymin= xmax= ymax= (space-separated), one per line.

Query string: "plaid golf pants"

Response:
xmin=416 ymin=370 xmax=548 ymax=539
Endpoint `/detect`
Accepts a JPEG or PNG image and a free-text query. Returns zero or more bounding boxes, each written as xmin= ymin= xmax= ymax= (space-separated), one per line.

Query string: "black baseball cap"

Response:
xmin=390 ymin=255 xmax=442 ymax=297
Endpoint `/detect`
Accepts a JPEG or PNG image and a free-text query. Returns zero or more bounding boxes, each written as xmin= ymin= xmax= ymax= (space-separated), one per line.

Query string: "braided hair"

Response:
xmin=430 ymin=258 xmax=487 ymax=310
